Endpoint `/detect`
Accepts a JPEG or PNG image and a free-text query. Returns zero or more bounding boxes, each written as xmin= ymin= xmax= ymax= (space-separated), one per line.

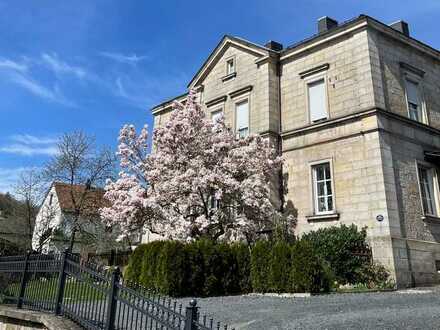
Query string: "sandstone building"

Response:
xmin=150 ymin=15 xmax=440 ymax=287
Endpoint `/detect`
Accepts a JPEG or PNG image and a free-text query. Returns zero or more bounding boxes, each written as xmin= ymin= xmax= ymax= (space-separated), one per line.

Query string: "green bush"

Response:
xmin=302 ymin=224 xmax=369 ymax=284
xmin=250 ymin=240 xmax=271 ymax=293
xmin=124 ymin=244 xmax=149 ymax=283
xmin=231 ymin=243 xmax=252 ymax=294
xmin=156 ymin=241 xmax=186 ymax=296
xmin=127 ymin=240 xmax=250 ymax=297
xmin=290 ymin=239 xmax=333 ymax=294
xmin=354 ymin=262 xmax=394 ymax=289
xmin=269 ymin=241 xmax=291 ymax=293
xmin=139 ymin=241 xmax=166 ymax=289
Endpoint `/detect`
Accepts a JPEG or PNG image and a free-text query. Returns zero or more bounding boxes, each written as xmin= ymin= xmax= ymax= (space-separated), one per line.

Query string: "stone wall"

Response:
xmin=280 ymin=28 xmax=376 ymax=132
xmin=282 ymin=112 xmax=397 ymax=277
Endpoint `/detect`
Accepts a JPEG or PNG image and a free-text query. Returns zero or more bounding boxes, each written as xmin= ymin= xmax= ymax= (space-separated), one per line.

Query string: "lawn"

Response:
xmin=3 ymin=276 xmax=107 ymax=303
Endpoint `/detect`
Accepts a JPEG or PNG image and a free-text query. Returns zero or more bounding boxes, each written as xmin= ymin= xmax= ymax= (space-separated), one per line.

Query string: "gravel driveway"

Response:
xmin=179 ymin=286 xmax=440 ymax=329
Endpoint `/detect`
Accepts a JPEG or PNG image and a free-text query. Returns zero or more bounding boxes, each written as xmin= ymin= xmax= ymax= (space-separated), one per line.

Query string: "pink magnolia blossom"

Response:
xmin=101 ymin=90 xmax=284 ymax=241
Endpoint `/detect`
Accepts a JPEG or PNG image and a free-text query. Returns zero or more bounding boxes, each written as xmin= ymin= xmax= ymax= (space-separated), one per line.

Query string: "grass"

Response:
xmin=4 ymin=277 xmax=107 ymax=303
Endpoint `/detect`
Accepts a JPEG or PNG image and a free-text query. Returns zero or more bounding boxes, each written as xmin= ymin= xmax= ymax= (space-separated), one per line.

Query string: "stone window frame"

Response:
xmin=402 ymin=69 xmax=429 ymax=125
xmin=308 ymin=158 xmax=337 ymax=217
xmin=415 ymin=160 xmax=440 ymax=219
xmin=303 ymin=70 xmax=330 ymax=124
xmin=210 ymin=106 xmax=224 ymax=125
xmin=226 ymin=55 xmax=236 ymax=75
xmin=222 ymin=55 xmax=237 ymax=82
xmin=232 ymin=93 xmax=251 ymax=139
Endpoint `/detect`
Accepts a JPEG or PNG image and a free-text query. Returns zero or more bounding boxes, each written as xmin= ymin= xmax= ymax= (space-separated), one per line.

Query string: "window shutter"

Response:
xmin=236 ymin=101 xmax=249 ymax=130
xmin=308 ymin=79 xmax=327 ymax=122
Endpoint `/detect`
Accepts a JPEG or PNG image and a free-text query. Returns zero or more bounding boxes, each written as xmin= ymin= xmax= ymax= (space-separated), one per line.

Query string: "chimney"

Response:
xmin=265 ymin=40 xmax=283 ymax=51
xmin=390 ymin=20 xmax=410 ymax=37
xmin=318 ymin=16 xmax=338 ymax=34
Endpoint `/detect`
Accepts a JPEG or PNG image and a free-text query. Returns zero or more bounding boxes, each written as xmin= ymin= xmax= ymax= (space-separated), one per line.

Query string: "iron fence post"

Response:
xmin=105 ymin=267 xmax=120 ymax=330
xmin=55 ymin=248 xmax=69 ymax=315
xmin=17 ymin=250 xmax=31 ymax=309
xmin=185 ymin=299 xmax=199 ymax=330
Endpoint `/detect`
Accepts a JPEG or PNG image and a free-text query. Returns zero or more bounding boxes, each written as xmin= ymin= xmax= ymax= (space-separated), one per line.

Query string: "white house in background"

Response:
xmin=32 ymin=182 xmax=140 ymax=254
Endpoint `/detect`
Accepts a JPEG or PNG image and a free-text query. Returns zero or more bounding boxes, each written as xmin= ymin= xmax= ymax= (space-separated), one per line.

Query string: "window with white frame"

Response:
xmin=417 ymin=164 xmax=439 ymax=216
xmin=211 ymin=109 xmax=223 ymax=124
xmin=235 ymin=100 xmax=249 ymax=138
xmin=308 ymin=78 xmax=327 ymax=122
xmin=226 ymin=58 xmax=235 ymax=75
xmin=312 ymin=162 xmax=334 ymax=214
xmin=405 ymin=78 xmax=425 ymax=123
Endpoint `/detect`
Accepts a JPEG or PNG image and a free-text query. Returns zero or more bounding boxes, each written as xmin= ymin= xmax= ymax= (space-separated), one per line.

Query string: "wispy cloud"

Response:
xmin=41 ymin=53 xmax=87 ymax=79
xmin=100 ymin=52 xmax=148 ymax=65
xmin=0 ymin=58 xmax=28 ymax=73
xmin=10 ymin=134 xmax=58 ymax=145
xmin=0 ymin=134 xmax=59 ymax=157
xmin=0 ymin=167 xmax=41 ymax=194
xmin=9 ymin=73 xmax=76 ymax=107
xmin=113 ymin=76 xmax=152 ymax=109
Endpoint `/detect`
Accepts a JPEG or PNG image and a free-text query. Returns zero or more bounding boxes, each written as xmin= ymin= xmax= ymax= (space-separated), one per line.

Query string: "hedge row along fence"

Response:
xmin=125 ymin=225 xmax=388 ymax=297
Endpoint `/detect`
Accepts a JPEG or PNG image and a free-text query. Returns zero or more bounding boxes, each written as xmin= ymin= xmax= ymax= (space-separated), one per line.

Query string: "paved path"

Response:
xmin=179 ymin=286 xmax=440 ymax=329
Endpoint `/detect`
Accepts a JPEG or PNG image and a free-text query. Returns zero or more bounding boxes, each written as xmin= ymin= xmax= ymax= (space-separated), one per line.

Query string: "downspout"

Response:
xmin=276 ymin=56 xmax=284 ymax=214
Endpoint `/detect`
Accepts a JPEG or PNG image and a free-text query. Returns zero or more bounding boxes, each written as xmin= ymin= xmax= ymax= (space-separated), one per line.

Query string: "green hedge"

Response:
xmin=302 ymin=224 xmax=369 ymax=284
xmin=125 ymin=225 xmax=381 ymax=296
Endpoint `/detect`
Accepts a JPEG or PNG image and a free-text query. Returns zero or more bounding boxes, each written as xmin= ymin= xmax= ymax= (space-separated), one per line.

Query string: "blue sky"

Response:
xmin=0 ymin=0 xmax=439 ymax=193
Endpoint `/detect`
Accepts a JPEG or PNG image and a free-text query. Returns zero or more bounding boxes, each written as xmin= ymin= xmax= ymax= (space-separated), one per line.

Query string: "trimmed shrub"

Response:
xmin=290 ymin=239 xmax=333 ymax=294
xmin=183 ymin=242 xmax=205 ymax=297
xmin=156 ymin=241 xmax=186 ymax=296
xmin=231 ymin=243 xmax=252 ymax=294
xmin=124 ymin=244 xmax=150 ymax=283
xmin=269 ymin=241 xmax=291 ymax=293
xmin=354 ymin=262 xmax=393 ymax=289
xmin=139 ymin=241 xmax=166 ymax=289
xmin=250 ymin=240 xmax=271 ymax=293
xmin=302 ymin=224 xmax=369 ymax=284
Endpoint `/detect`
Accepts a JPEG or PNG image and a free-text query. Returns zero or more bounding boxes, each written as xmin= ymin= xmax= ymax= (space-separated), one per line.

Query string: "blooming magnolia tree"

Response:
xmin=101 ymin=90 xmax=284 ymax=241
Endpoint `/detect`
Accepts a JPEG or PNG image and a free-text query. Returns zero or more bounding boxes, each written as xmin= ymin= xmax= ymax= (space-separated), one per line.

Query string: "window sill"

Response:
xmin=421 ymin=214 xmax=440 ymax=223
xmin=221 ymin=72 xmax=236 ymax=82
xmin=306 ymin=212 xmax=340 ymax=222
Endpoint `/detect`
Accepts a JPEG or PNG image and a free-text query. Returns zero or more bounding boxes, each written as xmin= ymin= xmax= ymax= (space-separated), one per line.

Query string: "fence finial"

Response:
xmin=189 ymin=299 xmax=197 ymax=307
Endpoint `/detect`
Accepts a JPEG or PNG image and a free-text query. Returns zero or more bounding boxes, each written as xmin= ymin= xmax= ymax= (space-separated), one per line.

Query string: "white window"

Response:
xmin=312 ymin=162 xmax=334 ymax=214
xmin=417 ymin=165 xmax=439 ymax=216
xmin=211 ymin=109 xmax=223 ymax=124
xmin=405 ymin=79 xmax=424 ymax=123
xmin=235 ymin=100 xmax=249 ymax=138
xmin=308 ymin=78 xmax=327 ymax=122
xmin=226 ymin=58 xmax=235 ymax=75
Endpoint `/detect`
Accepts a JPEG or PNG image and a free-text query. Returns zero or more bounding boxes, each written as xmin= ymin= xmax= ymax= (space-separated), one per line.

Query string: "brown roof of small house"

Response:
xmin=53 ymin=182 xmax=110 ymax=216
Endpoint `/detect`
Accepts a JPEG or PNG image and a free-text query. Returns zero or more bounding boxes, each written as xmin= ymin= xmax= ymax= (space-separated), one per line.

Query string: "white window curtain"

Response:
xmin=211 ymin=109 xmax=223 ymax=124
xmin=308 ymin=79 xmax=327 ymax=122
xmin=236 ymin=100 xmax=249 ymax=137
xmin=418 ymin=166 xmax=438 ymax=216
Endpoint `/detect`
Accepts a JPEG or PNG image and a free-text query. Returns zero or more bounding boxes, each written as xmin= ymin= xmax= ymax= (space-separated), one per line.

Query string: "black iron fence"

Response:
xmin=0 ymin=250 xmax=234 ymax=330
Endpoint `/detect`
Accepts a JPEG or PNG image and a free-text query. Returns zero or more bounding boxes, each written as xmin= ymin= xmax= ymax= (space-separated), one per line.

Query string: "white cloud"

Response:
xmin=0 ymin=58 xmax=28 ymax=73
xmin=41 ymin=53 xmax=87 ymax=79
xmin=100 ymin=52 xmax=148 ymax=65
xmin=0 ymin=144 xmax=58 ymax=156
xmin=0 ymin=134 xmax=59 ymax=157
xmin=10 ymin=134 xmax=58 ymax=145
xmin=9 ymin=73 xmax=76 ymax=107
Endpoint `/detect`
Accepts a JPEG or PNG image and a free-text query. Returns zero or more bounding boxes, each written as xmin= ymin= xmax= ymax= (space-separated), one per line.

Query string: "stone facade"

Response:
xmin=150 ymin=15 xmax=440 ymax=287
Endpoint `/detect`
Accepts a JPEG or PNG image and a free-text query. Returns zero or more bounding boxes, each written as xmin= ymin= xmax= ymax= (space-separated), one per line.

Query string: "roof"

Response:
xmin=53 ymin=182 xmax=109 ymax=216
xmin=151 ymin=14 xmax=440 ymax=112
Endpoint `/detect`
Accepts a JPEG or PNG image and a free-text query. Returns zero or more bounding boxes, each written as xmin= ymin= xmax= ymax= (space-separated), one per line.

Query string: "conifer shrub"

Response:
xmin=124 ymin=244 xmax=150 ymax=283
xmin=290 ymin=239 xmax=332 ymax=294
xmin=231 ymin=243 xmax=252 ymax=293
xmin=250 ymin=240 xmax=271 ymax=293
xmin=268 ymin=241 xmax=291 ymax=293
xmin=156 ymin=241 xmax=186 ymax=296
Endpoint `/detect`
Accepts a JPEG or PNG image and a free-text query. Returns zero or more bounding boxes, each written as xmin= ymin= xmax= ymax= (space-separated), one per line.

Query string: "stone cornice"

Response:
xmin=205 ymin=95 xmax=227 ymax=107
